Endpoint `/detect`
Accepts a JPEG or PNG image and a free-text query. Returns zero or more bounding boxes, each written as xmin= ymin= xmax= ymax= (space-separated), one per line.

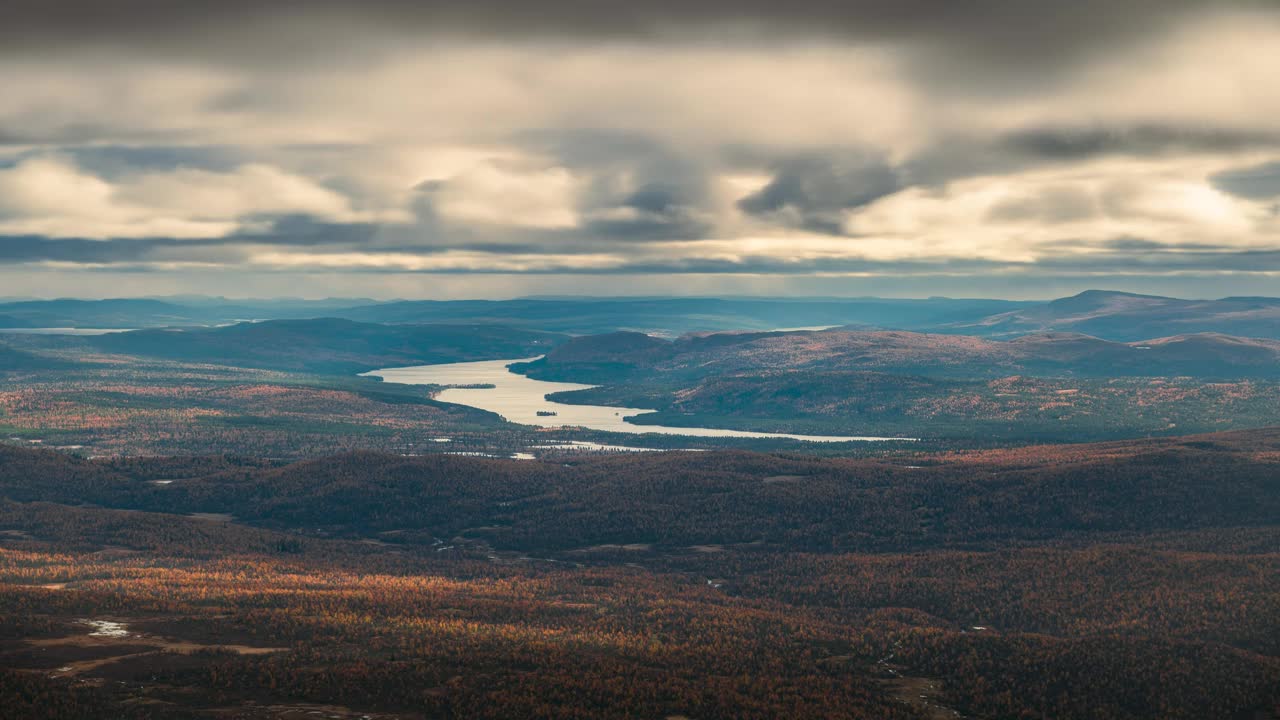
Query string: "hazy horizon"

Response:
xmin=0 ymin=286 xmax=1267 ymax=304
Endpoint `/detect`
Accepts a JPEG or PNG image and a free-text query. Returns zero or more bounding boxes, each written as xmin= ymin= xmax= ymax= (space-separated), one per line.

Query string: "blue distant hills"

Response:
xmin=4 ymin=290 xmax=1280 ymax=341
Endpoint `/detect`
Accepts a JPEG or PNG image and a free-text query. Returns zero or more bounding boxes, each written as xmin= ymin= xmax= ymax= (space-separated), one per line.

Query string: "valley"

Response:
xmin=2 ymin=292 xmax=1279 ymax=719
xmin=1 ymin=431 xmax=1278 ymax=718
xmin=365 ymin=357 xmax=906 ymax=442
xmin=7 ymin=4 xmax=1278 ymax=716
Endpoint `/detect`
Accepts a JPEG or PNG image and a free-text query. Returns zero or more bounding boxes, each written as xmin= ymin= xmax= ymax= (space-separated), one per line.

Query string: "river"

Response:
xmin=362 ymin=357 xmax=909 ymax=443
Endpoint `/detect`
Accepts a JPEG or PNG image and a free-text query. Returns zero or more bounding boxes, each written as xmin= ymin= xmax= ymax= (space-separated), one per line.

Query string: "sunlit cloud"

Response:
xmin=0 ymin=2 xmax=1278 ymax=297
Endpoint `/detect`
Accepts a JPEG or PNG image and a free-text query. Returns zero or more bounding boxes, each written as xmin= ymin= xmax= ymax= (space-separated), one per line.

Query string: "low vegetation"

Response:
xmin=2 ymin=431 xmax=1278 ymax=718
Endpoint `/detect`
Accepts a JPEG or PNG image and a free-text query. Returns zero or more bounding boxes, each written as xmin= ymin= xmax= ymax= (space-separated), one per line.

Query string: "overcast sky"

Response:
xmin=3 ymin=0 xmax=1280 ymax=299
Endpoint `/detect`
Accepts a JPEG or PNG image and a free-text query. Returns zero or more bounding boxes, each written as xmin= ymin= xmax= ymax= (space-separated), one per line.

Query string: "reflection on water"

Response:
xmin=363 ymin=357 xmax=909 ymax=443
xmin=0 ymin=327 xmax=133 ymax=335
xmin=82 ymin=619 xmax=130 ymax=637
xmin=531 ymin=441 xmax=669 ymax=453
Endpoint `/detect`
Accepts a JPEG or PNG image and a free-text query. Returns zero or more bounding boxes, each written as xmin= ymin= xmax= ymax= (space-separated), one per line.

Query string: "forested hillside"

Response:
xmin=522 ymin=328 xmax=1280 ymax=441
xmin=523 ymin=327 xmax=1280 ymax=383
xmin=1 ymin=432 xmax=1278 ymax=718
xmin=88 ymin=319 xmax=565 ymax=373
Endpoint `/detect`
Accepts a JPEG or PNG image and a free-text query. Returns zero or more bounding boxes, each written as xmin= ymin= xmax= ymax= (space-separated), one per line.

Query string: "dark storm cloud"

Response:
xmin=1035 ymin=247 xmax=1280 ymax=274
xmin=986 ymin=187 xmax=1099 ymax=224
xmin=410 ymin=180 xmax=714 ymax=245
xmin=581 ymin=184 xmax=714 ymax=241
xmin=1212 ymin=162 xmax=1280 ymax=199
xmin=52 ymin=146 xmax=245 ymax=177
xmin=723 ymin=124 xmax=1280 ymax=234
xmin=0 ymin=236 xmax=161 ymax=264
xmin=1 ymin=0 xmax=1254 ymax=76
xmin=9 ymin=221 xmax=1280 ymax=280
xmin=550 ymin=130 xmax=716 ymax=241
xmin=0 ymin=123 xmax=171 ymax=147
xmin=617 ymin=247 xmax=1280 ymax=276
xmin=904 ymin=125 xmax=1280 ymax=187
xmin=178 ymin=245 xmax=1280 ymax=277
xmin=232 ymin=216 xmax=383 ymax=247
xmin=522 ymin=130 xmax=709 ymax=197
xmin=0 ymin=218 xmax=380 ymax=264
xmin=403 ymin=129 xmax=719 ymax=243
xmin=1001 ymin=237 xmax=1280 ymax=276
xmin=1035 ymin=237 xmax=1245 ymax=254
xmin=518 ymin=130 xmax=673 ymax=168
xmin=0 ymin=104 xmax=224 ymax=148
xmin=739 ymin=153 xmax=901 ymax=235
xmin=1000 ymin=126 xmax=1280 ymax=160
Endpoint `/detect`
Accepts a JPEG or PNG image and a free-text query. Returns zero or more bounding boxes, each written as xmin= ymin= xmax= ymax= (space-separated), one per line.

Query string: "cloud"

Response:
xmin=396 ymin=130 xmax=723 ymax=244
xmin=999 ymin=125 xmax=1280 ymax=160
xmin=1212 ymin=161 xmax=1280 ymax=199
xmin=205 ymin=241 xmax=1280 ymax=278
xmin=116 ymin=164 xmax=365 ymax=222
xmin=903 ymin=125 xmax=1280 ymax=188
xmin=559 ymin=132 xmax=717 ymax=242
xmin=0 ymin=1 xmax=1279 ymax=298
xmin=846 ymin=155 xmax=1279 ymax=262
xmin=0 ymin=155 xmax=396 ymax=239
xmin=0 ymin=1 xmax=1248 ymax=83
xmin=985 ymin=186 xmax=1100 ymax=224
xmin=416 ymin=160 xmax=581 ymax=230
xmin=59 ymin=145 xmax=247 ymax=177
xmin=0 ymin=217 xmax=381 ymax=265
xmin=738 ymin=153 xmax=901 ymax=235
xmin=581 ymin=184 xmax=715 ymax=241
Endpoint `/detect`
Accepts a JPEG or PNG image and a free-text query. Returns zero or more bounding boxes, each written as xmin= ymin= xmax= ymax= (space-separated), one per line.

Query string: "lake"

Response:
xmin=0 ymin=327 xmax=132 ymax=335
xmin=362 ymin=357 xmax=909 ymax=443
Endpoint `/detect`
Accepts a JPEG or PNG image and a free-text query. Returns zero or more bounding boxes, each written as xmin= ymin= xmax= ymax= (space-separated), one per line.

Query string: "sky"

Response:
xmin=3 ymin=1 xmax=1280 ymax=299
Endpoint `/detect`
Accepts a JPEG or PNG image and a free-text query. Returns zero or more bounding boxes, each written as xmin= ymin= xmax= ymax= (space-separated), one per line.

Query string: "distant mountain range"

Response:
xmin=0 ymin=295 xmax=1031 ymax=335
xmin=6 ymin=290 xmax=1280 ymax=341
xmin=522 ymin=326 xmax=1280 ymax=381
xmin=944 ymin=290 xmax=1280 ymax=340
xmin=512 ymin=327 xmax=1280 ymax=441
xmin=86 ymin=319 xmax=565 ymax=374
xmin=332 ymin=296 xmax=1032 ymax=335
xmin=0 ymin=297 xmax=372 ymax=329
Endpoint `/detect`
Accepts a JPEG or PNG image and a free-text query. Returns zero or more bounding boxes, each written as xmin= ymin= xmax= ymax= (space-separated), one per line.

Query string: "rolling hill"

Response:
xmin=334 ymin=296 xmax=1034 ymax=335
xmin=520 ymin=327 xmax=1280 ymax=441
xmin=12 ymin=291 xmax=1280 ymax=341
xmin=0 ymin=344 xmax=67 ymax=371
xmin=0 ymin=298 xmax=192 ymax=328
xmin=949 ymin=289 xmax=1280 ymax=340
xmin=3 ymin=428 xmax=1279 ymax=551
xmin=521 ymin=326 xmax=1280 ymax=382
xmin=2 ymin=425 xmax=1278 ymax=720
xmin=88 ymin=318 xmax=567 ymax=374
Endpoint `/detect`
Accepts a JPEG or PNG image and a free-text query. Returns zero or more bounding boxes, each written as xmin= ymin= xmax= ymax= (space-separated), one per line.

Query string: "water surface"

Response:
xmin=0 ymin=327 xmax=133 ymax=335
xmin=364 ymin=357 xmax=908 ymax=443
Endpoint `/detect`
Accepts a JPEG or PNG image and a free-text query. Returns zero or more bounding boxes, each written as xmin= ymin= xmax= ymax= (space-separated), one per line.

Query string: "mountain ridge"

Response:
xmin=85 ymin=318 xmax=567 ymax=374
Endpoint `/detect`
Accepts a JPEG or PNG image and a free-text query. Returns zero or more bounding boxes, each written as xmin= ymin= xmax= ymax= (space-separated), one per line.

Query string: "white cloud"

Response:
xmin=0 ymin=44 xmax=925 ymax=153
xmin=250 ymin=249 xmax=624 ymax=273
xmin=0 ymin=155 xmax=397 ymax=239
xmin=0 ymin=8 xmax=1279 ymax=293
xmin=426 ymin=159 xmax=581 ymax=229
xmin=846 ymin=155 xmax=1280 ymax=261
xmin=953 ymin=11 xmax=1280 ymax=138
xmin=0 ymin=156 xmax=240 ymax=238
